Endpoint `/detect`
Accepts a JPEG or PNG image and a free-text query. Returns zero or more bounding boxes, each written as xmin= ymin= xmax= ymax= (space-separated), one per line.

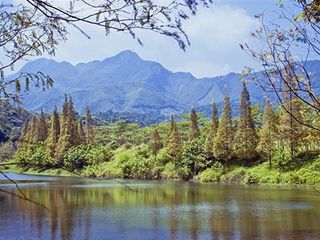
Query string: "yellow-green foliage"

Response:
xmin=196 ymin=168 xmax=223 ymax=182
xmin=15 ymin=144 xmax=55 ymax=170
xmin=11 ymin=90 xmax=320 ymax=188
xmin=81 ymin=146 xmax=169 ymax=179
xmin=162 ymin=162 xmax=179 ymax=179
xmin=233 ymin=83 xmax=258 ymax=161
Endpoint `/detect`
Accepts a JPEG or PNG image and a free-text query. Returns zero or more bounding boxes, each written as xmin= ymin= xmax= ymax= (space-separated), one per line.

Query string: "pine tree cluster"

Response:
xmin=18 ymin=97 xmax=95 ymax=166
xmin=164 ymin=82 xmax=306 ymax=169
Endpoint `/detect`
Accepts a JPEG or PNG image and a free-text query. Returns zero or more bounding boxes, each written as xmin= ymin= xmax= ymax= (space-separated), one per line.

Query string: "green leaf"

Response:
xmin=294 ymin=13 xmax=305 ymax=22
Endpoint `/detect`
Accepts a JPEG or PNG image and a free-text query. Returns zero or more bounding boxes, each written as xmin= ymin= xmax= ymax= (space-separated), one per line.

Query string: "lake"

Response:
xmin=0 ymin=173 xmax=320 ymax=240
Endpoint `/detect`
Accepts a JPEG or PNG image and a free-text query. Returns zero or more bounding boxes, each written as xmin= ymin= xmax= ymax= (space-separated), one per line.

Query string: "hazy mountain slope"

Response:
xmin=0 ymin=103 xmax=31 ymax=142
xmin=9 ymin=50 xmax=320 ymax=116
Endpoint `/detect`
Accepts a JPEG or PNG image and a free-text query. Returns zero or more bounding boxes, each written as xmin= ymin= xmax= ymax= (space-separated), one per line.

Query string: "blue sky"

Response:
xmin=7 ymin=0 xmax=303 ymax=78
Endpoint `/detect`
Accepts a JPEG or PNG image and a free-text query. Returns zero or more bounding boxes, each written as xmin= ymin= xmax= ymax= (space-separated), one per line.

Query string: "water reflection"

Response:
xmin=0 ymin=176 xmax=320 ymax=240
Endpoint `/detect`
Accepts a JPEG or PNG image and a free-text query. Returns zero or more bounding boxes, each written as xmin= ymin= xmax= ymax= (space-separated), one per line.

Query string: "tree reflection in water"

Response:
xmin=0 ymin=178 xmax=320 ymax=240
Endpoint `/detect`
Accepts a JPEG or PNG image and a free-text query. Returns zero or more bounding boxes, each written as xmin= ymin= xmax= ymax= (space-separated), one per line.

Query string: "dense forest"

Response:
xmin=5 ymin=81 xmax=320 ymax=185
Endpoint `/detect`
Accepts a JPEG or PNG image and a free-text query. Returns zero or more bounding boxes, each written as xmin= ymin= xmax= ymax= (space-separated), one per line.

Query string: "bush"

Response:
xmin=64 ymin=145 xmax=91 ymax=171
xmin=107 ymin=141 xmax=120 ymax=150
xmin=87 ymin=146 xmax=113 ymax=165
xmin=196 ymin=162 xmax=225 ymax=182
xmin=119 ymin=145 xmax=161 ymax=179
xmin=82 ymin=161 xmax=123 ymax=178
xmin=64 ymin=145 xmax=113 ymax=171
xmin=292 ymin=168 xmax=320 ymax=185
xmin=179 ymin=138 xmax=207 ymax=179
xmin=162 ymin=162 xmax=179 ymax=179
xmin=196 ymin=168 xmax=222 ymax=182
xmin=220 ymin=167 xmax=246 ymax=184
xmin=125 ymin=155 xmax=156 ymax=179
xmin=15 ymin=144 xmax=55 ymax=169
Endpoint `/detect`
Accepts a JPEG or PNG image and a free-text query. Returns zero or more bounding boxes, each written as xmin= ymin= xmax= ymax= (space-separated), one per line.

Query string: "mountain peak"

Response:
xmin=108 ymin=50 xmax=141 ymax=61
xmin=20 ymin=58 xmax=61 ymax=73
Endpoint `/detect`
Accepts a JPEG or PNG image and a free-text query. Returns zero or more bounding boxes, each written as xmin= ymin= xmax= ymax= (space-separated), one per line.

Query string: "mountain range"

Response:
xmin=8 ymin=50 xmax=320 ymax=120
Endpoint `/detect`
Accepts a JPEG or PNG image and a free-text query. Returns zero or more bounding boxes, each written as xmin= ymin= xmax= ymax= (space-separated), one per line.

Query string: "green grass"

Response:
xmin=194 ymin=157 xmax=320 ymax=186
xmin=2 ymin=164 xmax=76 ymax=177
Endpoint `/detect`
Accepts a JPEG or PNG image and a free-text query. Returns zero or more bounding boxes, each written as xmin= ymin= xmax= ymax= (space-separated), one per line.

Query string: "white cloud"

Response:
xmin=12 ymin=2 xmax=259 ymax=78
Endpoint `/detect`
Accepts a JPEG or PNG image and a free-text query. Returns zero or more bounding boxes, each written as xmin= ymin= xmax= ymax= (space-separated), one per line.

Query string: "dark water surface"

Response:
xmin=0 ymin=173 xmax=320 ymax=240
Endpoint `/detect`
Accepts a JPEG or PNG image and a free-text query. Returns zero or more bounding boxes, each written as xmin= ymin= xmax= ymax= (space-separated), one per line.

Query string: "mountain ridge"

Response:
xmin=9 ymin=50 xmax=320 ymax=119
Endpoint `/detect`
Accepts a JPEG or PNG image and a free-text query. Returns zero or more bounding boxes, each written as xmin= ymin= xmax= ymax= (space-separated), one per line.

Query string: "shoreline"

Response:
xmin=3 ymin=165 xmax=320 ymax=189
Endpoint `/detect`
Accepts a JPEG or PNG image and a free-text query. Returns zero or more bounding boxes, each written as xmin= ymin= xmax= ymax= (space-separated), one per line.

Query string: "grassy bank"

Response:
xmin=4 ymin=148 xmax=320 ymax=186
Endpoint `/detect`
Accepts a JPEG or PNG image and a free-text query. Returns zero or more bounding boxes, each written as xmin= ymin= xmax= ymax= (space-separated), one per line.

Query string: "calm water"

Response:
xmin=0 ymin=173 xmax=320 ymax=240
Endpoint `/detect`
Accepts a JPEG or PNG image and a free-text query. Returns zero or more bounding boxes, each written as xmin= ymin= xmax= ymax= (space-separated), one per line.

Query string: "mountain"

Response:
xmin=0 ymin=102 xmax=31 ymax=143
xmin=8 ymin=51 xmax=320 ymax=120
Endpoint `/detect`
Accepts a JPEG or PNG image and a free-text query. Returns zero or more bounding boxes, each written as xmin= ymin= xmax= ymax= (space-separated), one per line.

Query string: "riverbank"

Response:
xmin=2 ymin=173 xmax=320 ymax=240
xmin=3 ymin=155 xmax=320 ymax=186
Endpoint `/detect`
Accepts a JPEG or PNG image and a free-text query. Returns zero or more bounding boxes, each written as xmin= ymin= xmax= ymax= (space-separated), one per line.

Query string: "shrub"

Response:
xmin=87 ymin=146 xmax=113 ymax=165
xmin=196 ymin=162 xmax=225 ymax=182
xmin=64 ymin=145 xmax=92 ymax=171
xmin=64 ymin=145 xmax=113 ymax=171
xmin=179 ymin=138 xmax=207 ymax=179
xmin=196 ymin=168 xmax=222 ymax=182
xmin=82 ymin=161 xmax=123 ymax=178
xmin=15 ymin=144 xmax=55 ymax=169
xmin=220 ymin=167 xmax=246 ymax=184
xmin=115 ymin=145 xmax=160 ymax=179
xmin=162 ymin=162 xmax=179 ymax=179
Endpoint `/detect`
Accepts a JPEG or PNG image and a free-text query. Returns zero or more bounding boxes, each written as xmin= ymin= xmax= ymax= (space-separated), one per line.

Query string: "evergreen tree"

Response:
xmin=77 ymin=120 xmax=86 ymax=145
xmin=233 ymin=82 xmax=258 ymax=161
xmin=204 ymin=103 xmax=219 ymax=156
xmin=278 ymin=76 xmax=302 ymax=158
xmin=188 ymin=108 xmax=200 ymax=140
xmin=68 ymin=97 xmax=79 ymax=145
xmin=257 ymin=99 xmax=278 ymax=169
xmin=60 ymin=95 xmax=69 ymax=137
xmin=28 ymin=116 xmax=38 ymax=144
xmin=149 ymin=128 xmax=163 ymax=160
xmin=86 ymin=106 xmax=94 ymax=144
xmin=300 ymin=104 xmax=320 ymax=151
xmin=213 ymin=95 xmax=234 ymax=162
xmin=35 ymin=110 xmax=48 ymax=142
xmin=56 ymin=97 xmax=78 ymax=163
xmin=48 ymin=105 xmax=60 ymax=157
xmin=169 ymin=114 xmax=175 ymax=133
xmin=279 ymin=101 xmax=302 ymax=158
xmin=18 ymin=120 xmax=30 ymax=150
xmin=167 ymin=115 xmax=181 ymax=164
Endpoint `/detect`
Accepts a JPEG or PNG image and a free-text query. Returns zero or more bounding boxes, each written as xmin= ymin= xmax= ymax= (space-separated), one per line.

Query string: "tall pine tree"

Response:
xmin=86 ymin=106 xmax=94 ymax=144
xmin=56 ymin=97 xmax=78 ymax=163
xmin=60 ymin=95 xmax=69 ymax=137
xmin=278 ymin=74 xmax=302 ymax=158
xmin=188 ymin=108 xmax=200 ymax=140
xmin=204 ymin=103 xmax=219 ymax=156
xmin=34 ymin=110 xmax=48 ymax=142
xmin=18 ymin=120 xmax=30 ymax=151
xmin=67 ymin=97 xmax=78 ymax=145
xmin=257 ymin=99 xmax=278 ymax=169
xmin=28 ymin=116 xmax=38 ymax=144
xmin=233 ymin=82 xmax=258 ymax=161
xmin=77 ymin=120 xmax=86 ymax=145
xmin=213 ymin=95 xmax=234 ymax=162
xmin=48 ymin=105 xmax=60 ymax=158
xmin=167 ymin=115 xmax=181 ymax=164
xmin=149 ymin=128 xmax=163 ymax=160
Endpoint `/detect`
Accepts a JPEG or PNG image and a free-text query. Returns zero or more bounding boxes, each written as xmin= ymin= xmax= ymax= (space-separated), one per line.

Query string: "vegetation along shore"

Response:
xmin=1 ymin=81 xmax=319 ymax=187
